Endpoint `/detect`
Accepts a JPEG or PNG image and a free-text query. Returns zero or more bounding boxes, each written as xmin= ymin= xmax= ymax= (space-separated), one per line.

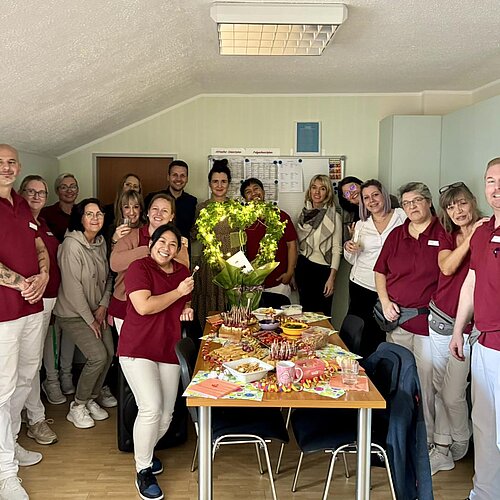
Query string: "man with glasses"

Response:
xmin=450 ymin=158 xmax=500 ymax=500
xmin=40 ymin=173 xmax=79 ymax=242
xmin=0 ymin=144 xmax=49 ymax=500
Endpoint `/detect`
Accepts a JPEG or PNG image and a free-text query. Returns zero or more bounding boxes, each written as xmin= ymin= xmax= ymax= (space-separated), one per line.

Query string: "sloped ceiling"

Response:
xmin=1 ymin=0 xmax=500 ymax=157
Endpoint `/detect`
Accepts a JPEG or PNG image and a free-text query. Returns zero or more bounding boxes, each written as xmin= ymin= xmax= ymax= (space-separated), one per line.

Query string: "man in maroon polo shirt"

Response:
xmin=450 ymin=158 xmax=500 ymax=500
xmin=240 ymin=177 xmax=298 ymax=308
xmin=0 ymin=144 xmax=50 ymax=500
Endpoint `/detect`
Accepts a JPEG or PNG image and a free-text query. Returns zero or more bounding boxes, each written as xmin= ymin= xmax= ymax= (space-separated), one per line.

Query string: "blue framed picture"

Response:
xmin=295 ymin=121 xmax=321 ymax=155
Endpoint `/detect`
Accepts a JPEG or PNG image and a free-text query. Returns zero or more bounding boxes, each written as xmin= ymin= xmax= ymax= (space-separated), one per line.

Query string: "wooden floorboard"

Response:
xmin=17 ymin=400 xmax=473 ymax=499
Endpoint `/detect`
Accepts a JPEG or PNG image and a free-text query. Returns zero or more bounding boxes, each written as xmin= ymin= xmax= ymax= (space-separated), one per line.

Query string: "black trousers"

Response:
xmin=295 ymin=255 xmax=333 ymax=317
xmin=347 ymin=280 xmax=386 ymax=358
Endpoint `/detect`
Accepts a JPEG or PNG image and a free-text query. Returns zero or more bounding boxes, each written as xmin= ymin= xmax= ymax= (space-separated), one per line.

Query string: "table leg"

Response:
xmin=356 ymin=408 xmax=372 ymax=500
xmin=198 ymin=406 xmax=213 ymax=500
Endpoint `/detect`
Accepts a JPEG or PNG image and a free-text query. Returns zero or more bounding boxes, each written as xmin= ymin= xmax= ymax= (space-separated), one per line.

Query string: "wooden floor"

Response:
xmin=18 ymin=399 xmax=473 ymax=499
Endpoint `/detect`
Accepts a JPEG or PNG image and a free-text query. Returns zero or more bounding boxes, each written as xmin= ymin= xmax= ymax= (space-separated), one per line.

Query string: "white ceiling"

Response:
xmin=1 ymin=0 xmax=500 ymax=157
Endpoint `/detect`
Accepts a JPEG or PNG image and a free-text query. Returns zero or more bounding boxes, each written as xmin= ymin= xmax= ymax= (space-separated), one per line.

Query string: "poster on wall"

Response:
xmin=295 ymin=122 xmax=321 ymax=155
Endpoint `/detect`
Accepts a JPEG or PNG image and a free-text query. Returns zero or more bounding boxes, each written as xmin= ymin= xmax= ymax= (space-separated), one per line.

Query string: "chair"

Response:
xmin=175 ymin=337 xmax=289 ymax=500
xmin=339 ymin=314 xmax=364 ymax=355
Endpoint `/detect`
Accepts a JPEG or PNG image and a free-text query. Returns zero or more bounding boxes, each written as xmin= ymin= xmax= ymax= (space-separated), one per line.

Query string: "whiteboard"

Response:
xmin=208 ymin=155 xmax=345 ymax=223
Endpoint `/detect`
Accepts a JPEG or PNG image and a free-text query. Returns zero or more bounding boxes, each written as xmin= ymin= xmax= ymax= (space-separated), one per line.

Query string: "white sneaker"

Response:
xmin=0 ymin=476 xmax=29 ymax=500
xmin=66 ymin=401 xmax=95 ymax=429
xmin=97 ymin=385 xmax=118 ymax=408
xmin=42 ymin=380 xmax=67 ymax=405
xmin=429 ymin=445 xmax=454 ymax=475
xmin=86 ymin=399 xmax=109 ymax=421
xmin=450 ymin=440 xmax=469 ymax=461
xmin=14 ymin=443 xmax=43 ymax=466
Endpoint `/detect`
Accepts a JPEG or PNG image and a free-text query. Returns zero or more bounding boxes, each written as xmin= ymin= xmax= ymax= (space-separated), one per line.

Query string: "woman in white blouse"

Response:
xmin=344 ymin=179 xmax=406 ymax=356
xmin=296 ymin=175 xmax=342 ymax=316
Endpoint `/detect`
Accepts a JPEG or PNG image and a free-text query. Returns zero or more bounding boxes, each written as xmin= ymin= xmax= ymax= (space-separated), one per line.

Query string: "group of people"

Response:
xmin=0 ymin=140 xmax=499 ymax=500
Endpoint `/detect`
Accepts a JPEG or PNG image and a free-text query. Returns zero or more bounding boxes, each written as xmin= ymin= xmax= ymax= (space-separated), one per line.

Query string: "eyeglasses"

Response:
xmin=439 ymin=181 xmax=465 ymax=195
xmin=401 ymin=196 xmax=427 ymax=209
xmin=84 ymin=211 xmax=104 ymax=219
xmin=59 ymin=184 xmax=78 ymax=192
xmin=342 ymin=183 xmax=358 ymax=199
xmin=23 ymin=188 xmax=48 ymax=198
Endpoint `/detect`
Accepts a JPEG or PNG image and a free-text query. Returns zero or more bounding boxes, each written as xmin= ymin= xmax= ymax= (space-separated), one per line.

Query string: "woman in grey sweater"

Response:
xmin=53 ymin=198 xmax=113 ymax=429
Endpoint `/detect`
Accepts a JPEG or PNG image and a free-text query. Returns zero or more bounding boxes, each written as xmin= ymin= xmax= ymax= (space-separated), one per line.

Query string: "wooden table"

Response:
xmin=186 ymin=319 xmax=386 ymax=500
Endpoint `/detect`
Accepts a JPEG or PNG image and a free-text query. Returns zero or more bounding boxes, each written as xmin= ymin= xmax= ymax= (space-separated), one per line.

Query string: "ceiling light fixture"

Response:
xmin=210 ymin=1 xmax=348 ymax=56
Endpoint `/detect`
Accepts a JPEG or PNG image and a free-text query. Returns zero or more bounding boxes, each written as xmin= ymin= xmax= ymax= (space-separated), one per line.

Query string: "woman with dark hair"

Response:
xmin=192 ymin=159 xmax=238 ymax=325
xmin=374 ymin=181 xmax=445 ymax=446
xmin=338 ymin=176 xmax=364 ymax=243
xmin=110 ymin=193 xmax=188 ymax=334
xmin=343 ymin=179 xmax=406 ymax=357
xmin=428 ymin=182 xmax=488 ymax=475
xmin=295 ymin=174 xmax=342 ymax=316
xmin=53 ymin=198 xmax=114 ymax=429
xmin=118 ymin=223 xmax=193 ymax=500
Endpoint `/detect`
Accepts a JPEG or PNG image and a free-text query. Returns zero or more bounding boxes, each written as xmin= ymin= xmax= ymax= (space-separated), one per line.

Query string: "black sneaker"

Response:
xmin=136 ymin=468 xmax=164 ymax=500
xmin=151 ymin=455 xmax=163 ymax=475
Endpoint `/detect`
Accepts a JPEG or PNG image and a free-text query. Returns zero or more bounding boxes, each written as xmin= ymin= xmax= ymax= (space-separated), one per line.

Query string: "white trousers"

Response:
xmin=24 ymin=298 xmax=57 ymax=425
xmin=387 ymin=327 xmax=434 ymax=443
xmin=469 ymin=342 xmax=500 ymax=500
xmin=120 ymin=357 xmax=180 ymax=472
xmin=429 ymin=328 xmax=471 ymax=445
xmin=0 ymin=311 xmax=44 ymax=480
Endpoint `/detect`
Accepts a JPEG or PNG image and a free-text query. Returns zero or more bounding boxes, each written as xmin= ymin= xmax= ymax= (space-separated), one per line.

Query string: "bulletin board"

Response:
xmin=208 ymin=155 xmax=345 ymax=223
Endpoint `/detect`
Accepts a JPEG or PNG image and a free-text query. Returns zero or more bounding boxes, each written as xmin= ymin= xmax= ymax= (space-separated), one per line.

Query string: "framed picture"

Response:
xmin=295 ymin=121 xmax=321 ymax=155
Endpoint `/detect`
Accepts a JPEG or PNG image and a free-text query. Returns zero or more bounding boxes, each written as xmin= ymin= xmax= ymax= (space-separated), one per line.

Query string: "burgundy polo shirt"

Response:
xmin=469 ymin=216 xmax=500 ymax=350
xmin=38 ymin=217 xmax=61 ymax=299
xmin=0 ymin=191 xmax=43 ymax=322
xmin=374 ymin=217 xmax=444 ymax=335
xmin=118 ymin=257 xmax=191 ymax=364
xmin=40 ymin=202 xmax=70 ymax=242
xmin=245 ymin=209 xmax=297 ymax=289
xmin=432 ymin=231 xmax=472 ymax=323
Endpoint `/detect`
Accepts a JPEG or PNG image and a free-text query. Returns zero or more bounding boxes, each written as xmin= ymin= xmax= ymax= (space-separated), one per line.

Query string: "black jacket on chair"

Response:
xmin=362 ymin=342 xmax=433 ymax=500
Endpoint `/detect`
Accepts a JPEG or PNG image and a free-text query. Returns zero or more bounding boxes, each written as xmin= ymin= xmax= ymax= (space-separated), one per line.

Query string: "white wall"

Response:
xmin=441 ymin=94 xmax=500 ymax=213
xmin=14 ymin=150 xmax=59 ymax=203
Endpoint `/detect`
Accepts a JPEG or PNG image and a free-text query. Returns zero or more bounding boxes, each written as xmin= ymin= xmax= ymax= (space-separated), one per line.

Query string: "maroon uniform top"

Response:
xmin=38 ymin=217 xmax=61 ymax=299
xmin=469 ymin=216 xmax=500 ymax=350
xmin=118 ymin=257 xmax=191 ymax=364
xmin=245 ymin=210 xmax=297 ymax=289
xmin=374 ymin=217 xmax=444 ymax=335
xmin=432 ymin=230 xmax=472 ymax=333
xmin=0 ymin=191 xmax=43 ymax=321
xmin=40 ymin=202 xmax=70 ymax=242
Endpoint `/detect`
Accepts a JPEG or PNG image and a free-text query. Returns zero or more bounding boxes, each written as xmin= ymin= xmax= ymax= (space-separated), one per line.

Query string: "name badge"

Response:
xmin=47 ymin=231 xmax=54 ymax=236
xmin=29 ymin=222 xmax=37 ymax=230
xmin=491 ymin=235 xmax=500 ymax=243
xmin=428 ymin=240 xmax=439 ymax=247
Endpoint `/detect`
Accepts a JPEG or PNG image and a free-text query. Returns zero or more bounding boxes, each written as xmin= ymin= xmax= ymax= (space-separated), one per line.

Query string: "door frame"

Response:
xmin=92 ymin=152 xmax=178 ymax=196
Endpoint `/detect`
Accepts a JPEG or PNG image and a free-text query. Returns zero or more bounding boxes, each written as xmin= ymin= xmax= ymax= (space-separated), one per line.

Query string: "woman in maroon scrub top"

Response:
xmin=118 ymin=223 xmax=193 ymax=500
xmin=374 ymin=181 xmax=444 ymax=446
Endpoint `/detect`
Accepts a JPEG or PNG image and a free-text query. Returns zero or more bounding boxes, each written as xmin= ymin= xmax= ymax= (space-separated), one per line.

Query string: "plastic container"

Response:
xmin=301 ymin=329 xmax=328 ymax=349
xmin=281 ymin=304 xmax=303 ymax=316
xmin=223 ymin=357 xmax=274 ymax=383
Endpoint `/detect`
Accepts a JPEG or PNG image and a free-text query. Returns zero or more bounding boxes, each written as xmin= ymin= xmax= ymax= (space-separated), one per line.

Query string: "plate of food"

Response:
xmin=223 ymin=357 xmax=274 ymax=383
xmin=252 ymin=307 xmax=284 ymax=321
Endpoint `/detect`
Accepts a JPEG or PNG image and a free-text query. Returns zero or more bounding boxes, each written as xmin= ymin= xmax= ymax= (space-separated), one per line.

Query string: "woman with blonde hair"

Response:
xmin=295 ymin=174 xmax=342 ymax=316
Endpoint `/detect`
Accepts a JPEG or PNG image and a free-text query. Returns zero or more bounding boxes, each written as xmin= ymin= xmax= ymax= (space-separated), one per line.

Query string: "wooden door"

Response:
xmin=96 ymin=156 xmax=173 ymax=205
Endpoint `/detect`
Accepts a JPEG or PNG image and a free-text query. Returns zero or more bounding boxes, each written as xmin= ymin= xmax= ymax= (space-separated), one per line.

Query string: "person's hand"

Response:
xmin=113 ymin=223 xmax=132 ymax=242
xmin=344 ymin=240 xmax=361 ymax=254
xmin=449 ymin=332 xmax=465 ymax=361
xmin=180 ymin=307 xmax=194 ymax=321
xmin=381 ymin=299 xmax=400 ymax=322
xmin=276 ymin=271 xmax=293 ymax=285
xmin=21 ymin=271 xmax=49 ymax=304
xmin=177 ymin=276 xmax=194 ymax=297
xmin=324 ymin=276 xmax=335 ymax=297
xmin=469 ymin=217 xmax=490 ymax=238
xmin=181 ymin=236 xmax=189 ymax=248
xmin=90 ymin=320 xmax=102 ymax=339
xmin=94 ymin=305 xmax=107 ymax=326
xmin=347 ymin=222 xmax=356 ymax=239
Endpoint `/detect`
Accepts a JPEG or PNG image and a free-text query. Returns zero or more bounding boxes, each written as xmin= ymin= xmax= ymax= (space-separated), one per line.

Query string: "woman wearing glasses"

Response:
xmin=343 ymin=179 xmax=406 ymax=356
xmin=428 ymin=182 xmax=487 ymax=475
xmin=53 ymin=199 xmax=114 ymax=429
xmin=338 ymin=176 xmax=364 ymax=243
xmin=18 ymin=176 xmax=60 ymax=445
xmin=374 ymin=182 xmax=445 ymax=445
